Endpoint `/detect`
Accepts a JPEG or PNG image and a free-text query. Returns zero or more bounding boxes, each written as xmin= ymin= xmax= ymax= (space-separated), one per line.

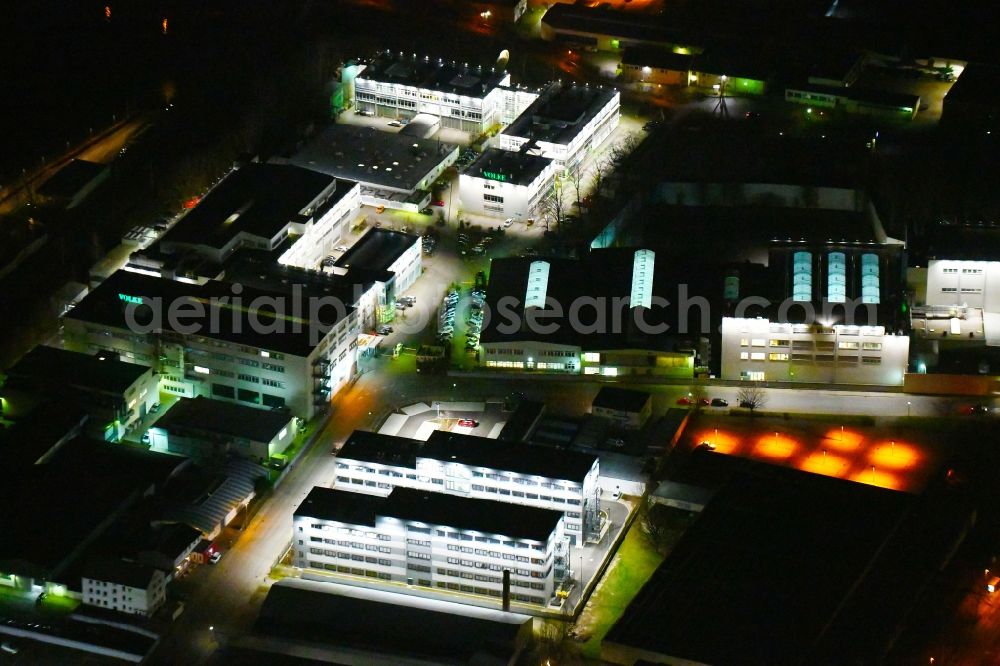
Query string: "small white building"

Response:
xmin=353 ymin=51 xmax=511 ymax=135
xmin=459 ymin=148 xmax=556 ymax=219
xmin=82 ymin=560 xmax=167 ymax=617
xmin=332 ymin=228 xmax=422 ymax=316
xmin=293 ymin=486 xmax=566 ymax=607
xmin=334 ymin=429 xmax=600 ymax=545
xmin=495 ymin=82 xmax=620 ymax=171
xmin=591 ymin=387 xmax=652 ymax=430
xmin=720 ymin=317 xmax=909 ymax=385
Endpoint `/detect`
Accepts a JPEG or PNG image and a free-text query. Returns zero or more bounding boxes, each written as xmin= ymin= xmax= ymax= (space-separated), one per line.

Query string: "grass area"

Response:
xmin=576 ymin=520 xmax=666 ymax=659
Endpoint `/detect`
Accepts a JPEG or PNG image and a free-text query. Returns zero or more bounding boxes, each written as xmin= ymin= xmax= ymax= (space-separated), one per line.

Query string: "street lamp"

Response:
xmin=907 ymin=401 xmax=911 ymax=417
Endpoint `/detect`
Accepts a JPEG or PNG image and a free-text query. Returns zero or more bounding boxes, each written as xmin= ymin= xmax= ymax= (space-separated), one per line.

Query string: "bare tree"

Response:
xmin=528 ymin=619 xmax=579 ymax=665
xmin=736 ymin=384 xmax=766 ymax=413
xmin=590 ymin=155 xmax=611 ymax=199
xmin=567 ymin=161 xmax=586 ymax=210
xmin=608 ymin=134 xmax=639 ymax=168
xmin=539 ymin=178 xmax=568 ymax=233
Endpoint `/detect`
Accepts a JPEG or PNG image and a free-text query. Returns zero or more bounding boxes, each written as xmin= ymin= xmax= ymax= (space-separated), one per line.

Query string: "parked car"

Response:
xmin=209 ymin=551 xmax=222 ymax=564
xmin=697 ymin=440 xmax=717 ymax=451
xmin=504 ymin=217 xmax=514 ymax=227
xmin=457 ymin=419 xmax=479 ymax=428
xmin=676 ymin=396 xmax=692 ymax=405
xmin=710 ymin=398 xmax=729 ymax=407
xmin=150 ymin=403 xmax=161 ymax=413
xmin=377 ymin=325 xmax=393 ymax=335
xmin=388 ymin=121 xmax=402 ymax=127
xmin=431 ymin=199 xmax=445 ymax=207
xmin=141 ymin=431 xmax=150 ymax=444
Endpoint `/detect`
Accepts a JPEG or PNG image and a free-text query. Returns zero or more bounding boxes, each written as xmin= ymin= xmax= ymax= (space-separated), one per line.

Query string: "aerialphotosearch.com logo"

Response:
xmin=120 ymin=282 xmax=881 ymax=345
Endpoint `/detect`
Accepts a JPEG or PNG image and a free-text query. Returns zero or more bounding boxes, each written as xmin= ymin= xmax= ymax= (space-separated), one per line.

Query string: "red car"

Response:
xmin=456 ymin=419 xmax=480 ymax=428
xmin=676 ymin=397 xmax=692 ymax=405
xmin=698 ymin=398 xmax=711 ymax=406
xmin=431 ymin=199 xmax=446 ymax=207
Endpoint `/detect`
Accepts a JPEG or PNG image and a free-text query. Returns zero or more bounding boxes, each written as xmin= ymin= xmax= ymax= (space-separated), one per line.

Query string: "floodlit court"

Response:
xmin=684 ymin=414 xmax=949 ymax=493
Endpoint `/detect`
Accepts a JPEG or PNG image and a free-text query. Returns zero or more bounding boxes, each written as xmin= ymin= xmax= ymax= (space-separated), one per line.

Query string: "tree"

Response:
xmin=608 ymin=134 xmax=639 ymax=168
xmin=737 ymin=384 xmax=766 ymax=413
xmin=538 ymin=178 xmax=569 ymax=233
xmin=590 ymin=155 xmax=611 ymax=199
xmin=528 ymin=619 xmax=579 ymax=665
xmin=567 ymin=160 xmax=586 ymax=210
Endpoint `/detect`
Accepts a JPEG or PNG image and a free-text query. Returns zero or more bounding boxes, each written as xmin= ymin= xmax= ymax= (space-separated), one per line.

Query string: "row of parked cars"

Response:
xmin=437 ymin=290 xmax=460 ymax=343
xmin=677 ymin=396 xmax=730 ymax=407
xmin=466 ymin=289 xmax=486 ymax=351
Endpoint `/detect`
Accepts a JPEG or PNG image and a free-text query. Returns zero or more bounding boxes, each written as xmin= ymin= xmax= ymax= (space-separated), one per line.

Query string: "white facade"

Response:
xmin=277 ymin=181 xmax=361 ymax=269
xmin=925 ymin=259 xmax=1000 ymax=311
xmin=354 ymin=60 xmax=512 ymax=135
xmin=720 ymin=317 xmax=909 ymax=385
xmin=82 ymin=567 xmax=166 ymax=617
xmin=496 ymin=88 xmax=621 ymax=171
xmin=459 ymin=160 xmax=556 ymax=219
xmin=334 ymin=448 xmax=598 ymax=545
xmin=293 ymin=492 xmax=563 ymax=607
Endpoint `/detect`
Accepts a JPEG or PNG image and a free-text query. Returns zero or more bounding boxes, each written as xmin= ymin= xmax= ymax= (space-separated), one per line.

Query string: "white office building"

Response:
xmin=293 ymin=486 xmax=565 ymax=607
xmin=333 ymin=429 xmax=600 ymax=545
xmin=353 ymin=51 xmax=511 ymax=134
xmin=61 ymin=270 xmax=359 ymax=420
xmin=720 ymin=317 xmax=909 ymax=385
xmin=459 ymin=148 xmax=556 ymax=219
xmin=495 ymin=82 xmax=620 ymax=171
xmin=82 ymin=560 xmax=167 ymax=617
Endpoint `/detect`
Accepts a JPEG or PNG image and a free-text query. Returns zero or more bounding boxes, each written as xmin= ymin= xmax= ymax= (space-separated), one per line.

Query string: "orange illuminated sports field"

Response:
xmin=686 ymin=415 xmax=945 ymax=493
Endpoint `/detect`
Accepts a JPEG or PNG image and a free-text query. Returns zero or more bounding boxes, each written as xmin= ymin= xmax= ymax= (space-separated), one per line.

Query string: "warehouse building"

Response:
xmin=334 ymin=429 xmax=600 ymax=545
xmin=293 ymin=486 xmax=565 ymax=607
xmin=82 ymin=559 xmax=167 ymax=617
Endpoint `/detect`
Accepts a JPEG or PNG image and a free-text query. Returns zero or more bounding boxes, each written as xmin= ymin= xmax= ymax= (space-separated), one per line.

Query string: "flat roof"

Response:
xmin=592 ymin=387 xmax=651 ymax=413
xmin=160 ymin=163 xmax=340 ymax=251
xmin=945 ymin=62 xmax=1000 ymax=105
xmin=358 ymin=50 xmax=507 ymax=99
xmin=155 ymin=396 xmax=292 ymax=443
xmin=502 ymin=83 xmax=618 ymax=147
xmin=334 ymin=227 xmax=419 ymax=274
xmin=83 ymin=558 xmax=158 ymax=588
xmin=604 ymin=462 xmax=914 ymax=664
xmin=290 ymin=124 xmax=456 ymax=193
xmin=65 ymin=270 xmax=352 ymax=356
xmin=463 ymin=148 xmax=553 ymax=187
xmin=256 ymin=580 xmax=529 ymax=662
xmin=337 ymin=428 xmax=598 ymax=483
xmin=6 ymin=345 xmax=150 ymax=394
xmin=296 ymin=486 xmax=564 ymax=542
xmin=541 ymin=4 xmax=676 ymax=44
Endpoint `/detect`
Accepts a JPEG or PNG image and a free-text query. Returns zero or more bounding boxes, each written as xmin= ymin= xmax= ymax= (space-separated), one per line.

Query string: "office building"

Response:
xmin=285 ymin=124 xmax=458 ymax=212
xmin=334 ymin=429 xmax=600 ymax=545
xmin=131 ymin=163 xmax=360 ymax=276
xmin=3 ymin=345 xmax=158 ymax=442
xmin=293 ymin=486 xmax=565 ymax=607
xmin=458 ymin=148 xmax=556 ymax=219
xmin=496 ymin=82 xmax=620 ymax=170
xmin=332 ymin=228 xmax=422 ymax=317
xmin=82 ymin=560 xmax=167 ymax=617
xmin=147 ymin=396 xmax=296 ymax=464
xmin=353 ymin=51 xmax=511 ymax=134
xmin=620 ymin=47 xmax=694 ymax=87
xmin=61 ymin=270 xmax=359 ymax=420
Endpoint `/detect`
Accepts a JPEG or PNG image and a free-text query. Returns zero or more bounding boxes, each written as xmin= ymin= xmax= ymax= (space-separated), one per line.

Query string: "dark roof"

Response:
xmin=83 ymin=558 xmax=159 ymax=588
xmin=160 ymin=163 xmax=338 ymax=250
xmin=424 ymin=430 xmax=598 ymax=482
xmin=498 ymin=399 xmax=546 ymax=443
xmin=6 ymin=345 xmax=150 ymax=395
xmin=290 ymin=125 xmax=456 ymax=192
xmin=604 ymin=461 xmax=913 ymax=665
xmin=64 ymin=270 xmax=352 ymax=356
xmin=541 ymin=4 xmax=675 ymax=44
xmin=462 ymin=148 xmax=553 ymax=187
xmin=621 ymin=47 xmax=694 ymax=72
xmin=256 ymin=582 xmax=529 ymax=661
xmin=155 ymin=396 xmax=292 ymax=443
xmin=38 ymin=159 xmax=108 ymax=199
xmin=359 ymin=51 xmax=507 ymax=98
xmin=338 ymin=430 xmax=422 ymax=468
xmin=692 ymin=45 xmax=772 ymax=82
xmin=296 ymin=486 xmax=564 ymax=542
xmin=945 ymin=62 xmax=1000 ymax=105
xmin=847 ymin=88 xmax=920 ymax=110
xmin=592 ymin=387 xmax=651 ymax=413
xmin=502 ymin=83 xmax=618 ymax=146
xmin=334 ymin=227 xmax=419 ymax=274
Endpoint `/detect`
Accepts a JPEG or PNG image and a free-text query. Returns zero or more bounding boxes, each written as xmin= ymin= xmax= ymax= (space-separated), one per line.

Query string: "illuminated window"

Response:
xmin=862 ymin=342 xmax=882 ymax=351
xmin=838 ymin=341 xmax=859 ymax=350
xmin=194 ymin=365 xmax=210 ymax=375
xmin=601 ymin=367 xmax=618 ymax=377
xmin=750 ymin=352 xmax=765 ymax=361
xmin=768 ymin=353 xmax=789 ymax=361
xmin=770 ymin=339 xmax=789 ymax=347
xmin=792 ymin=251 xmax=812 ymax=302
xmin=751 ymin=339 xmax=766 ymax=347
xmin=828 ymin=251 xmax=846 ymax=303
xmin=584 ymin=367 xmax=599 ymax=375
xmin=582 ymin=352 xmax=600 ymax=363
xmin=740 ymin=352 xmax=749 ymax=360
xmin=279 ymin=428 xmax=288 ymax=440
xmin=739 ymin=338 xmax=749 ymax=347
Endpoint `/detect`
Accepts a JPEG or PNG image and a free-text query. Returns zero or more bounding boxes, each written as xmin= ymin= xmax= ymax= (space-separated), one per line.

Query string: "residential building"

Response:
xmin=591 ymin=387 xmax=652 ymax=430
xmin=284 ymin=124 xmax=458 ymax=212
xmin=147 ymin=396 xmax=296 ymax=464
xmin=82 ymin=560 xmax=167 ymax=617
xmin=293 ymin=486 xmax=566 ymax=607
xmin=333 ymin=429 xmax=600 ymax=545
xmin=3 ymin=345 xmax=159 ymax=442
xmin=458 ymin=148 xmax=556 ymax=220
xmin=353 ymin=51 xmax=511 ymax=134
xmin=61 ymin=270 xmax=359 ymax=420
xmin=495 ymin=82 xmax=620 ymax=171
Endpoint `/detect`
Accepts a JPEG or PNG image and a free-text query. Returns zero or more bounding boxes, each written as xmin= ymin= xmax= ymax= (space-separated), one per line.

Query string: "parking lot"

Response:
xmin=378 ymin=400 xmax=509 ymax=440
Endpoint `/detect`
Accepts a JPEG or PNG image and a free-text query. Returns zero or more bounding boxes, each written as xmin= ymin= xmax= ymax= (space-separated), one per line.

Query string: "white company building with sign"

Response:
xmin=459 ymin=148 xmax=556 ymax=219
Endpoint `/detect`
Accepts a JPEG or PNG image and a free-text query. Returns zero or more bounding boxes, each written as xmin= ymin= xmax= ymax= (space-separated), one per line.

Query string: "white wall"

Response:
xmin=459 ymin=164 xmax=556 ymax=220
xmin=926 ymin=259 xmax=1000 ymax=312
